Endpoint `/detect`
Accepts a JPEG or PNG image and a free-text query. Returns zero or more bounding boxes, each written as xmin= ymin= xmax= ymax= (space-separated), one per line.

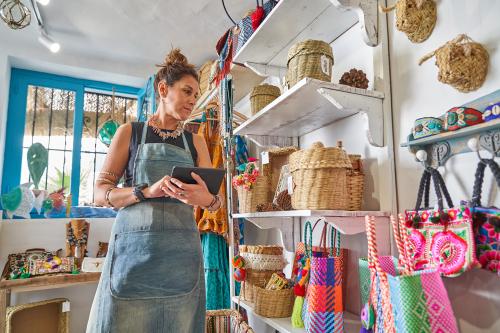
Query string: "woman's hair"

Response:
xmin=154 ymin=48 xmax=199 ymax=94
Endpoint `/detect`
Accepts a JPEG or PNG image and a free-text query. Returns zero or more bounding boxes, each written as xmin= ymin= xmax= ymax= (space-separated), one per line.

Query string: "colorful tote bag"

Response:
xmin=302 ymin=221 xmax=346 ymax=333
xmin=404 ymin=167 xmax=479 ymax=277
xmin=469 ymin=158 xmax=500 ymax=275
xmin=362 ymin=215 xmax=459 ymax=333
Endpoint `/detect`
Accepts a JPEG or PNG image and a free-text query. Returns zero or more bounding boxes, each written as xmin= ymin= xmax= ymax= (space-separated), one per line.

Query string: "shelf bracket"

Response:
xmin=243 ymin=217 xmax=295 ymax=252
xmin=317 ymin=87 xmax=384 ymax=147
xmin=244 ymin=62 xmax=287 ymax=78
xmin=330 ymin=0 xmax=379 ymax=47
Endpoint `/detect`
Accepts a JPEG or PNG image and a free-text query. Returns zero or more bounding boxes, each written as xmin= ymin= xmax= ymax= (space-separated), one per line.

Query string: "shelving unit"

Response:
xmin=233 ymin=296 xmax=362 ymax=333
xmin=401 ymin=90 xmax=500 ymax=167
xmin=220 ymin=0 xmax=394 ymax=331
xmin=234 ymin=78 xmax=384 ymax=145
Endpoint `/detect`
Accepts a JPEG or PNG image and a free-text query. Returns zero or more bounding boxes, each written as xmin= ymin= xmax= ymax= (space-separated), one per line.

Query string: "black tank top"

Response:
xmin=124 ymin=122 xmax=198 ymax=186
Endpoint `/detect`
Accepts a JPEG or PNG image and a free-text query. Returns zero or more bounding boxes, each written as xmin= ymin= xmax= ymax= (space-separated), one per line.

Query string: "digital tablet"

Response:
xmin=170 ymin=166 xmax=226 ymax=195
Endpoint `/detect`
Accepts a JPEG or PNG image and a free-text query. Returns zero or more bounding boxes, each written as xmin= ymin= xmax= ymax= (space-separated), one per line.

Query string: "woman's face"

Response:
xmin=158 ymin=75 xmax=199 ymax=121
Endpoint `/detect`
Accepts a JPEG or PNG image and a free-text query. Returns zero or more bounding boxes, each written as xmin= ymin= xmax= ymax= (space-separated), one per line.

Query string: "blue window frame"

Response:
xmin=2 ymin=68 xmax=141 ymax=205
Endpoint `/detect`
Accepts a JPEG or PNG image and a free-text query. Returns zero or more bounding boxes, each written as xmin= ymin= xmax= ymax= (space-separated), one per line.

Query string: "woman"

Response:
xmin=86 ymin=49 xmax=220 ymax=333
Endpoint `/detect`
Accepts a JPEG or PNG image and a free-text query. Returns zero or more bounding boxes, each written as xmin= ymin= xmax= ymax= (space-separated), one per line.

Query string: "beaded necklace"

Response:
xmin=66 ymin=224 xmax=88 ymax=257
xmin=147 ymin=115 xmax=184 ymax=140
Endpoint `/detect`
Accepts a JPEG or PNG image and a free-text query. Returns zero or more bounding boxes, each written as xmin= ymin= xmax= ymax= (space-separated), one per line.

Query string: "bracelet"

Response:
xmin=105 ymin=187 xmax=116 ymax=207
xmin=207 ymin=194 xmax=222 ymax=212
xmin=96 ymin=177 xmax=117 ymax=185
xmin=99 ymin=171 xmax=119 ymax=180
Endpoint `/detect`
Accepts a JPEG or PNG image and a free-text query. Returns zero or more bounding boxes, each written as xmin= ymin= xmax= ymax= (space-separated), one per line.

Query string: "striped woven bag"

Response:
xmin=304 ymin=221 xmax=345 ymax=333
xmin=363 ymin=215 xmax=459 ymax=333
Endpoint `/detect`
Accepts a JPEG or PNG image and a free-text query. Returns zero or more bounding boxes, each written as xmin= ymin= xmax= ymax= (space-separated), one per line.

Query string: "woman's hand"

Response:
xmin=162 ymin=172 xmax=214 ymax=207
xmin=142 ymin=176 xmax=174 ymax=199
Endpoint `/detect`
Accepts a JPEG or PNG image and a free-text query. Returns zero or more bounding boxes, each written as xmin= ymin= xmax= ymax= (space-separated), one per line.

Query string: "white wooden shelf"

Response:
xmin=195 ymin=64 xmax=264 ymax=110
xmin=234 ymin=0 xmax=379 ymax=71
xmin=233 ymin=210 xmax=390 ymax=251
xmin=233 ymin=78 xmax=384 ymax=146
xmin=232 ymin=296 xmax=361 ymax=333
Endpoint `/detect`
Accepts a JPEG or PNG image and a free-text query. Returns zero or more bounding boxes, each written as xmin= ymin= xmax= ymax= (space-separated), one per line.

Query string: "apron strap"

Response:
xmin=132 ymin=122 xmax=149 ymax=185
xmin=181 ymin=132 xmax=191 ymax=154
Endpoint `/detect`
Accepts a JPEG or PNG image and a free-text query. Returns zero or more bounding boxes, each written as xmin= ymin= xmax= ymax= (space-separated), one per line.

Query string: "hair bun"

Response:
xmin=164 ymin=48 xmax=189 ymax=67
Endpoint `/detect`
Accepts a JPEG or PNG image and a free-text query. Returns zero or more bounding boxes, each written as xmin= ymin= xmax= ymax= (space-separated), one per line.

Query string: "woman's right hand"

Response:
xmin=142 ymin=176 xmax=172 ymax=199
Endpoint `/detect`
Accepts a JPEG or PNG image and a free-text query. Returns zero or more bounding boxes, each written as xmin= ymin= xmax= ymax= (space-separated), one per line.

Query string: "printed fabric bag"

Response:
xmin=468 ymin=158 xmax=500 ymax=275
xmin=404 ymin=167 xmax=480 ymax=277
xmin=301 ymin=220 xmax=346 ymax=333
xmin=361 ymin=215 xmax=459 ymax=333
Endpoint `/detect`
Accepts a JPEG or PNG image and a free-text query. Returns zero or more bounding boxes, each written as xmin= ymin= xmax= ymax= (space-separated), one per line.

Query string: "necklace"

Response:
xmin=66 ymin=223 xmax=88 ymax=257
xmin=148 ymin=116 xmax=184 ymax=140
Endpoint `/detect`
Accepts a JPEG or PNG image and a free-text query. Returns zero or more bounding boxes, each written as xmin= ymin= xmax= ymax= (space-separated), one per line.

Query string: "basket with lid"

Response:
xmin=250 ymin=84 xmax=281 ymax=115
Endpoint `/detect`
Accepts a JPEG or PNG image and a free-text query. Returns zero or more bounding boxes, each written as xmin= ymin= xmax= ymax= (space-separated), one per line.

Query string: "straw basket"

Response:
xmin=250 ymin=84 xmax=281 ymax=115
xmin=6 ymin=298 xmax=69 ymax=333
xmin=286 ymin=39 xmax=333 ymax=88
xmin=262 ymin=146 xmax=298 ymax=195
xmin=198 ymin=60 xmax=215 ymax=95
xmin=254 ymin=287 xmax=294 ymax=318
xmin=240 ymin=246 xmax=286 ymax=271
xmin=237 ymin=175 xmax=270 ymax=213
xmin=381 ymin=0 xmax=437 ymax=43
xmin=241 ymin=269 xmax=281 ymax=303
xmin=206 ymin=309 xmax=255 ymax=333
xmin=289 ymin=141 xmax=352 ymax=210
xmin=419 ymin=34 xmax=489 ymax=92
xmin=347 ymin=154 xmax=364 ymax=211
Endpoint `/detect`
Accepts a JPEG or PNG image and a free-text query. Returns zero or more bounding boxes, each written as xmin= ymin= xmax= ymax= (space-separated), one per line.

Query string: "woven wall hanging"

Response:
xmin=419 ymin=34 xmax=489 ymax=93
xmin=381 ymin=0 xmax=437 ymax=43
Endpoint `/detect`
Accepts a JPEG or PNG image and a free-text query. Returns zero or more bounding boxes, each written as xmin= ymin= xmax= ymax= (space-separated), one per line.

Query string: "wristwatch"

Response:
xmin=133 ymin=183 xmax=148 ymax=202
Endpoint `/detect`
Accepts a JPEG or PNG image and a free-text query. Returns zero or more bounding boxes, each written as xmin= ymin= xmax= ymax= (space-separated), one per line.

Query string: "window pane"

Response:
xmin=79 ymin=91 xmax=137 ymax=205
xmin=23 ymin=86 xmax=75 ymax=194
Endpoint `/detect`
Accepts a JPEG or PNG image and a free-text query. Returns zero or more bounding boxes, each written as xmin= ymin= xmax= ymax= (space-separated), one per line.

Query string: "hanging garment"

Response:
xmin=202 ymin=233 xmax=230 ymax=310
xmin=86 ymin=122 xmax=205 ymax=333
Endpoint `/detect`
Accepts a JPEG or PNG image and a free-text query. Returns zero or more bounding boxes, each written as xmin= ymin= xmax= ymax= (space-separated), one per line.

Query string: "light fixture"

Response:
xmin=36 ymin=0 xmax=50 ymax=6
xmin=38 ymin=31 xmax=60 ymax=53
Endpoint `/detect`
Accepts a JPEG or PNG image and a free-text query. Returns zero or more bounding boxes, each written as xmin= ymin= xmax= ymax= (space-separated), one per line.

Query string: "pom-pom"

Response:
xmin=251 ymin=6 xmax=265 ymax=30
xmin=294 ymin=284 xmax=306 ymax=297
xmin=233 ymin=268 xmax=246 ymax=282
xmin=232 ymin=255 xmax=245 ymax=268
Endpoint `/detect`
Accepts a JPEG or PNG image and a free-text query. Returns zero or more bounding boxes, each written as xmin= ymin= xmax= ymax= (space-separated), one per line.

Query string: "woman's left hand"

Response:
xmin=162 ymin=172 xmax=214 ymax=207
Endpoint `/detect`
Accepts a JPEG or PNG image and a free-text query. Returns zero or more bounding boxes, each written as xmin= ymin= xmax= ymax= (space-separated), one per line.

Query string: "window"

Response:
xmin=2 ymin=69 xmax=141 ymax=207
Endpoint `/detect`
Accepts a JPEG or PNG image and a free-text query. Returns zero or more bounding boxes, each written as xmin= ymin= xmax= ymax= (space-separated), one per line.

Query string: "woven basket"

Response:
xmin=262 ymin=146 xmax=299 ymax=198
xmin=241 ymin=269 xmax=280 ymax=303
xmin=240 ymin=245 xmax=283 ymax=255
xmin=286 ymin=39 xmax=333 ymax=88
xmin=250 ymin=84 xmax=281 ymax=115
xmin=347 ymin=154 xmax=364 ymax=211
xmin=6 ymin=298 xmax=69 ymax=333
xmin=206 ymin=309 xmax=255 ymax=333
xmin=254 ymin=286 xmax=294 ymax=318
xmin=419 ymin=34 xmax=489 ymax=92
xmin=237 ymin=175 xmax=271 ymax=213
xmin=199 ymin=60 xmax=215 ymax=95
xmin=381 ymin=0 xmax=436 ymax=43
xmin=289 ymin=141 xmax=352 ymax=210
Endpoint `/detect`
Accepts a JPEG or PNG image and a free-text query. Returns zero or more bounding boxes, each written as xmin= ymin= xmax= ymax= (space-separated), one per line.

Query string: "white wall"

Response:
xmin=389 ymin=1 xmax=500 ymax=332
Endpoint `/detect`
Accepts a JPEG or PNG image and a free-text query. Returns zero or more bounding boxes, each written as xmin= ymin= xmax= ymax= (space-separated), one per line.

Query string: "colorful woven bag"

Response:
xmin=469 ymin=158 xmax=500 ymax=275
xmin=362 ymin=215 xmax=459 ymax=333
xmin=303 ymin=221 xmax=346 ymax=333
xmin=404 ymin=167 xmax=480 ymax=277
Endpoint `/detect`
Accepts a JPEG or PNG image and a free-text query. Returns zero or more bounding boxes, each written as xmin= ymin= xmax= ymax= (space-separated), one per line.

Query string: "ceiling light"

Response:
xmin=38 ymin=32 xmax=60 ymax=53
xmin=36 ymin=0 xmax=50 ymax=6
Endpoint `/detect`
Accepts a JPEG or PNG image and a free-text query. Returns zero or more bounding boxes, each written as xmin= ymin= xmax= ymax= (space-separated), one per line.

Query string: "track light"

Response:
xmin=36 ymin=0 xmax=50 ymax=6
xmin=38 ymin=32 xmax=60 ymax=53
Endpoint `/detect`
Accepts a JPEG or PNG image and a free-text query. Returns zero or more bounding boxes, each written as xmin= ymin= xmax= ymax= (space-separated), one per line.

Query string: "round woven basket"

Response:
xmin=237 ymin=175 xmax=271 ymax=213
xmin=240 ymin=253 xmax=286 ymax=271
xmin=206 ymin=309 xmax=255 ymax=333
xmin=381 ymin=0 xmax=436 ymax=43
xmin=241 ymin=269 xmax=280 ymax=303
xmin=289 ymin=142 xmax=352 ymax=210
xmin=250 ymin=84 xmax=281 ymax=115
xmin=240 ymin=245 xmax=283 ymax=255
xmin=419 ymin=34 xmax=489 ymax=93
xmin=254 ymin=286 xmax=294 ymax=318
xmin=286 ymin=39 xmax=334 ymax=88
xmin=347 ymin=154 xmax=364 ymax=211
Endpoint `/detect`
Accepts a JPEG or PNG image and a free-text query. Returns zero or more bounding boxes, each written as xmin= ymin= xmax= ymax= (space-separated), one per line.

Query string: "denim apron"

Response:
xmin=87 ymin=122 xmax=206 ymax=333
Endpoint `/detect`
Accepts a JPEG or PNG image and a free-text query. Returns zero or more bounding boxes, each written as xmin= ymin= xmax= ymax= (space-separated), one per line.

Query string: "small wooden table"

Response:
xmin=0 ymin=273 xmax=100 ymax=333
